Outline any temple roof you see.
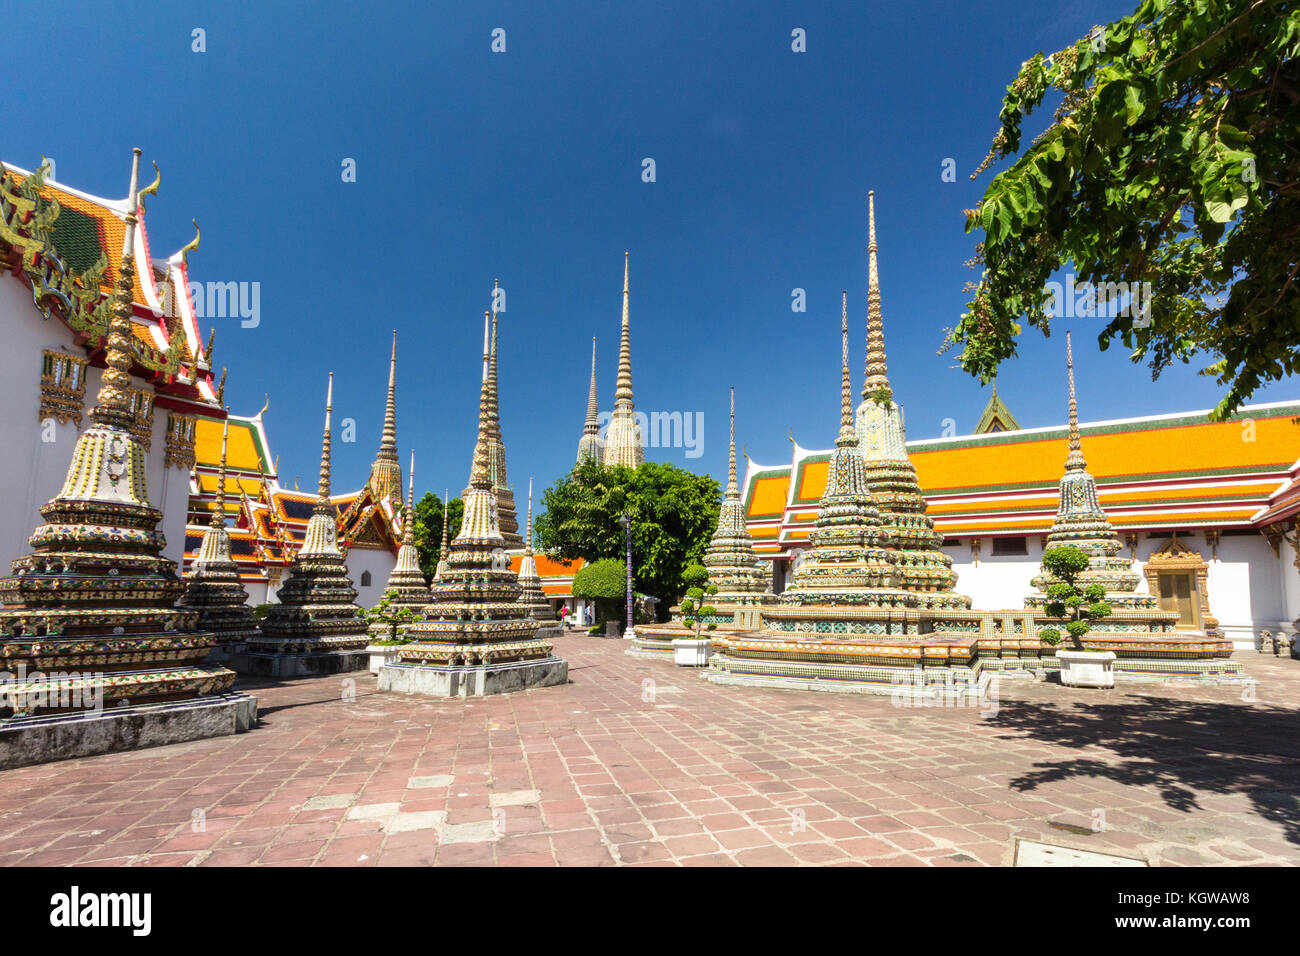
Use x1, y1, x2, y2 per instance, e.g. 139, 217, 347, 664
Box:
1, 160, 215, 402
744, 400, 1300, 549
974, 382, 1022, 434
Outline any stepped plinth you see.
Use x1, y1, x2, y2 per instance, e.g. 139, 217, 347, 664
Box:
0, 150, 255, 767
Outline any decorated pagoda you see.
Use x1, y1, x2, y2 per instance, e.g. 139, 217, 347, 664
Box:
0, 150, 254, 767
379, 325, 567, 697
603, 253, 644, 468
369, 450, 429, 638
179, 412, 261, 657
630, 387, 775, 658
575, 337, 604, 464
481, 284, 522, 547
244, 373, 370, 675
366, 331, 403, 505
433, 489, 451, 583
516, 478, 561, 636
1024, 334, 1237, 678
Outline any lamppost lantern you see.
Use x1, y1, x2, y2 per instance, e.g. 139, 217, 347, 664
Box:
620, 513, 633, 637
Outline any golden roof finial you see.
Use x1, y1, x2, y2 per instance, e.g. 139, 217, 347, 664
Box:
205, 326, 215, 360
216, 367, 227, 404
181, 219, 200, 264
1065, 331, 1086, 471
137, 160, 160, 210
257, 394, 270, 419
317, 372, 334, 508
863, 190, 891, 396
211, 408, 230, 529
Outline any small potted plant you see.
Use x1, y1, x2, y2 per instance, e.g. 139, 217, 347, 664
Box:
365, 589, 418, 674
1037, 545, 1115, 687
673, 564, 718, 666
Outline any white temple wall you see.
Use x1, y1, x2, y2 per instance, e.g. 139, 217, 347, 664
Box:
347, 546, 398, 609
941, 538, 1046, 611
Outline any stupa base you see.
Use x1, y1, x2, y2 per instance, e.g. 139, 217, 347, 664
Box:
230, 647, 369, 677
378, 656, 568, 698
703, 649, 997, 698
534, 624, 564, 640
0, 692, 258, 770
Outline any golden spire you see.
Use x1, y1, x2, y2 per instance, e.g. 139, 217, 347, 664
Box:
524, 476, 534, 556
862, 190, 891, 396
317, 372, 334, 508
436, 487, 450, 578
615, 252, 634, 404
470, 336, 494, 490
367, 330, 402, 501
91, 148, 142, 428
486, 279, 501, 441
1065, 331, 1086, 471
211, 409, 230, 529
480, 310, 491, 384
379, 330, 398, 462
585, 336, 600, 426
402, 449, 415, 548
839, 290, 854, 443
727, 386, 738, 495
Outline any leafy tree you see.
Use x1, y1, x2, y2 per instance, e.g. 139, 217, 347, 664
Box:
537, 460, 721, 613
572, 558, 627, 625
949, 0, 1300, 419
365, 589, 418, 643
413, 492, 463, 580
1037, 546, 1113, 651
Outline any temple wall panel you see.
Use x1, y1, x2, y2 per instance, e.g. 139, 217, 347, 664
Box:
346, 546, 399, 609
941, 538, 1045, 612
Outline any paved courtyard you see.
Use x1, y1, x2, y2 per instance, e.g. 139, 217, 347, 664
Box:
1, 636, 1297, 867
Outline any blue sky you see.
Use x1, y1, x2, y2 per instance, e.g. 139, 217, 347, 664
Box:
13, 0, 1290, 504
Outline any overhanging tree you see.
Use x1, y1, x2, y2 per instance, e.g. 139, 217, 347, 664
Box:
949, 0, 1300, 419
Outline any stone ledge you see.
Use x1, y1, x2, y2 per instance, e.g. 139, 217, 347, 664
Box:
0, 692, 258, 769
378, 656, 569, 698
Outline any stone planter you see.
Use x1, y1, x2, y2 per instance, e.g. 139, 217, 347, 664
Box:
1057, 649, 1116, 688
366, 644, 405, 675
605, 621, 622, 639
672, 637, 713, 666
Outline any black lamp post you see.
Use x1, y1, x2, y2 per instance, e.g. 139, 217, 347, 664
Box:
619, 513, 632, 636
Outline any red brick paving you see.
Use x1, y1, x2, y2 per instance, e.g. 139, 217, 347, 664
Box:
1, 637, 1298, 866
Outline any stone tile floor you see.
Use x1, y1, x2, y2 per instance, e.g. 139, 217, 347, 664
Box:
2, 636, 1297, 867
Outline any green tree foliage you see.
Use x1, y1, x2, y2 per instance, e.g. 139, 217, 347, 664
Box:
1037, 545, 1113, 650
950, 0, 1300, 419
536, 460, 722, 610
412, 492, 463, 580
365, 589, 418, 643
572, 558, 627, 624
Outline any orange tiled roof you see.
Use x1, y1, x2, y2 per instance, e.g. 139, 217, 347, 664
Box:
744, 402, 1300, 549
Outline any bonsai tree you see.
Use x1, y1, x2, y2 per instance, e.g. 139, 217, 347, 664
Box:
1037, 545, 1113, 651
366, 589, 418, 644
680, 584, 718, 639
572, 558, 627, 627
